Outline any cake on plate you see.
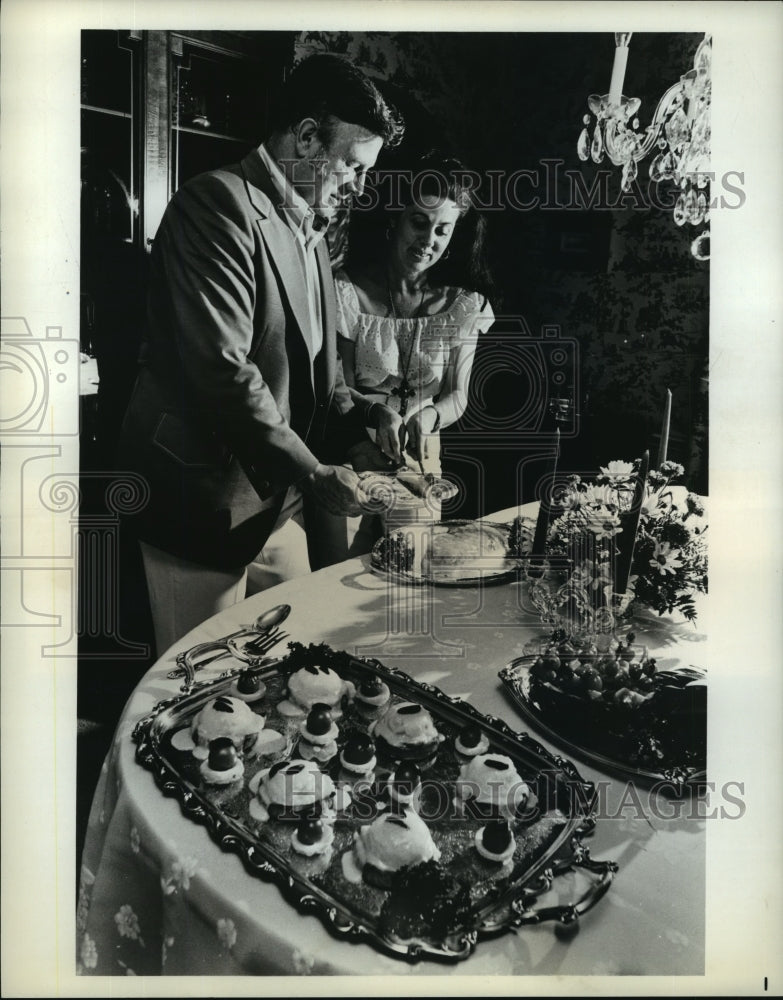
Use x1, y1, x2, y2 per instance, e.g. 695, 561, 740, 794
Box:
374, 520, 515, 582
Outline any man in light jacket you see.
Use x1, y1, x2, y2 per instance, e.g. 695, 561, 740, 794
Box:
118, 54, 403, 654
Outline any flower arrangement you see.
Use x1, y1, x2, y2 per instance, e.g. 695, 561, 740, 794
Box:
544, 459, 708, 623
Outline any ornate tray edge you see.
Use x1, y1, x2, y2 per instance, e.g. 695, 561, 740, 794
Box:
499, 656, 707, 797
132, 648, 617, 962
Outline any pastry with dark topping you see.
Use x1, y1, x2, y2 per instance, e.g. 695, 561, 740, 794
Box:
199, 737, 245, 785
297, 703, 339, 763
290, 814, 334, 857
229, 668, 267, 703
384, 761, 422, 810
454, 724, 490, 758
339, 733, 377, 777
355, 672, 391, 709
474, 819, 515, 863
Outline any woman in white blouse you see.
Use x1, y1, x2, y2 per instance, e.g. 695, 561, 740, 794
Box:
336, 153, 495, 472
315, 153, 496, 562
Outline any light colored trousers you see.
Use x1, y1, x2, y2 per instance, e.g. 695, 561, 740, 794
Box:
140, 498, 309, 658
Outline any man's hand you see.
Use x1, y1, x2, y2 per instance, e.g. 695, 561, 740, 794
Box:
301, 463, 364, 516
346, 438, 397, 473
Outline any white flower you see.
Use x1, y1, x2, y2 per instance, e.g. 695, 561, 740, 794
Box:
114, 904, 142, 942
581, 483, 617, 507
130, 827, 140, 854
598, 460, 634, 482
292, 947, 315, 975
585, 508, 623, 540
80, 934, 98, 969
217, 917, 237, 950
650, 541, 684, 575
640, 493, 662, 518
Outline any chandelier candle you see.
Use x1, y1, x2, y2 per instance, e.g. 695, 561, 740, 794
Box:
614, 449, 649, 597
609, 32, 632, 107
657, 389, 672, 467
529, 428, 560, 573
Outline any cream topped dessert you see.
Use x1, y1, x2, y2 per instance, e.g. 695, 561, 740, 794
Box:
342, 810, 440, 885
456, 753, 530, 818
254, 758, 336, 821
278, 664, 354, 717
191, 695, 264, 750
371, 701, 442, 759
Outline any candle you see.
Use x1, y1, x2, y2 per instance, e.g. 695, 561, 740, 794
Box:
657, 388, 672, 467
609, 33, 632, 107
530, 429, 560, 572
614, 448, 649, 597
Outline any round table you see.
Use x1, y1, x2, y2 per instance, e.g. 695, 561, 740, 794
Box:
77, 507, 707, 977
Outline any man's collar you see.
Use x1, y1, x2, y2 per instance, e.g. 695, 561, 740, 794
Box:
257, 143, 329, 241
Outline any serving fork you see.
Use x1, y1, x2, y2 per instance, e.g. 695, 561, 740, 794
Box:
168, 623, 290, 692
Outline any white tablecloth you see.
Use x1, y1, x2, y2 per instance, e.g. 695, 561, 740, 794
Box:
77, 507, 707, 977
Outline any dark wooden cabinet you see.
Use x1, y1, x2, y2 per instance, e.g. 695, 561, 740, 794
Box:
80, 29, 294, 464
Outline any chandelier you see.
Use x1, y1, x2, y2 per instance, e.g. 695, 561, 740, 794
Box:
577, 33, 712, 261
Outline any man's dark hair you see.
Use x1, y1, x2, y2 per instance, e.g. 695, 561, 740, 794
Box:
270, 53, 404, 149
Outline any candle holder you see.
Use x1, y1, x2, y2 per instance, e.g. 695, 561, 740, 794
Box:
521, 551, 636, 657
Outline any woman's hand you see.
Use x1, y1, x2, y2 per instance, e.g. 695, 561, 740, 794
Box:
404, 406, 439, 464
373, 403, 406, 465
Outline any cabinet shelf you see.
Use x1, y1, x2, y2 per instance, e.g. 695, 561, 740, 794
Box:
172, 124, 246, 142
81, 104, 133, 120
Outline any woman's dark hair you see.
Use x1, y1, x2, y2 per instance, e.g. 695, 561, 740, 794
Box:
270, 54, 404, 149
345, 150, 496, 305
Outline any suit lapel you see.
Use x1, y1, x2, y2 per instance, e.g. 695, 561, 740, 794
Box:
241, 150, 317, 371
314, 240, 336, 401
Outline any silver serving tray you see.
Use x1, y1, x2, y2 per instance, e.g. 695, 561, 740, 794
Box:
499, 655, 707, 796
133, 643, 617, 963
370, 518, 535, 588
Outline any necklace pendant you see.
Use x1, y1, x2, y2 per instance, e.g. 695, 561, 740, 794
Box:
391, 379, 416, 418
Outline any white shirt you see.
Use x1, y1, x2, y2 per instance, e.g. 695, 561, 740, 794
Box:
257, 144, 328, 357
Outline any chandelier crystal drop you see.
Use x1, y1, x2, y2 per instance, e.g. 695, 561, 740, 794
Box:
577, 33, 712, 260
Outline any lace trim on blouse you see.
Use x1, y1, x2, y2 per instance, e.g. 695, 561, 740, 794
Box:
334, 271, 494, 398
